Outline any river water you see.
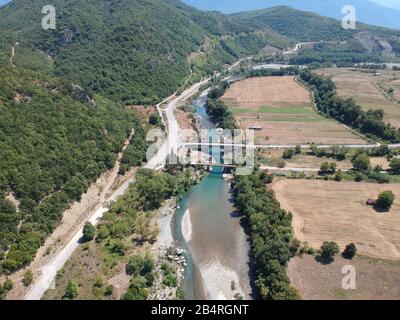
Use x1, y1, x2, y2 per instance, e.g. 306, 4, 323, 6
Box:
172, 91, 253, 300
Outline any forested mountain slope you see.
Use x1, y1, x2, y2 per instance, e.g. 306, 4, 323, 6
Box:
0, 0, 288, 104
0, 0, 286, 274
0, 29, 147, 273
234, 6, 400, 64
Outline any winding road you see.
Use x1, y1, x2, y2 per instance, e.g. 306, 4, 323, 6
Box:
25, 77, 211, 300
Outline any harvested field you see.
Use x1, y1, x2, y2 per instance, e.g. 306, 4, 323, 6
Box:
221, 76, 366, 145
288, 254, 400, 300
315, 68, 400, 128
273, 179, 400, 260
222, 76, 311, 108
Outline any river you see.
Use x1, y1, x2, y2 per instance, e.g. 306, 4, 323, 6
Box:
172, 91, 253, 300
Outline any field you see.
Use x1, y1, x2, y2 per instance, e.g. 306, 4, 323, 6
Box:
221, 76, 366, 145
288, 254, 400, 300
315, 68, 400, 128
273, 179, 400, 261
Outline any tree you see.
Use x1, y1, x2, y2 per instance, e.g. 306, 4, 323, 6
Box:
282, 149, 295, 159
352, 153, 370, 173
330, 162, 337, 173
320, 241, 339, 262
390, 158, 400, 174
96, 225, 110, 241
342, 243, 357, 259
63, 281, 78, 300
82, 222, 96, 242
320, 162, 331, 174
334, 170, 343, 182
377, 190, 395, 210
3, 279, 13, 291
126, 255, 144, 276
22, 270, 33, 287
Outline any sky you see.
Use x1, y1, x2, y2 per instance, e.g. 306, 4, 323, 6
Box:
0, 0, 399, 9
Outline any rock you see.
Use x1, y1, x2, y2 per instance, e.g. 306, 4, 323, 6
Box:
70, 84, 96, 107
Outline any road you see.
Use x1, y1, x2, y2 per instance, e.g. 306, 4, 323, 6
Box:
260, 166, 350, 173
9, 41, 18, 68
25, 77, 210, 300
182, 142, 400, 149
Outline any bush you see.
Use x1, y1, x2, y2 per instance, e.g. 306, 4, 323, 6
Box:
63, 281, 78, 300
104, 285, 114, 296
126, 255, 144, 276
342, 243, 357, 259
22, 270, 33, 287
82, 222, 96, 242
3, 279, 13, 291
320, 241, 339, 262
377, 190, 395, 210
352, 153, 371, 173
390, 158, 400, 174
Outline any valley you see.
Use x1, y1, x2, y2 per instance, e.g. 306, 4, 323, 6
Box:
1, 0, 400, 303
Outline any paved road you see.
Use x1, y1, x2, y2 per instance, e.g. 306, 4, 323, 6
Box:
25, 78, 210, 300
182, 142, 400, 149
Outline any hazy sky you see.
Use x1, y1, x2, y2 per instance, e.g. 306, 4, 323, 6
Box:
0, 0, 399, 9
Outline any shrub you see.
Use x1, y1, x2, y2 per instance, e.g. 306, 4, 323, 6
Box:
320, 241, 339, 262
22, 270, 33, 287
82, 222, 96, 242
377, 190, 395, 210
342, 243, 357, 259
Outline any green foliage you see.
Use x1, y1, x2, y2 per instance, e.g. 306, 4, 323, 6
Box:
82, 222, 96, 242
124, 252, 155, 299
377, 190, 395, 210
161, 262, 178, 288
320, 241, 339, 262
0, 0, 278, 105
342, 243, 357, 260
0, 66, 141, 273
63, 280, 78, 300
232, 172, 300, 300
300, 70, 400, 143
205, 81, 236, 130
22, 269, 33, 287
352, 153, 371, 173
104, 284, 114, 296
389, 158, 400, 174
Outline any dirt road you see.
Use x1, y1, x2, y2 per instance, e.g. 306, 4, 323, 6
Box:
24, 78, 210, 300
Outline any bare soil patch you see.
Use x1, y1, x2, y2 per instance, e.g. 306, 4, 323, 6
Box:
273, 179, 400, 260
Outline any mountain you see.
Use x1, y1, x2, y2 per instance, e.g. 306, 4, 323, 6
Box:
0, 0, 288, 105
1, 0, 400, 275
234, 6, 400, 64
0, 0, 289, 274
184, 0, 400, 30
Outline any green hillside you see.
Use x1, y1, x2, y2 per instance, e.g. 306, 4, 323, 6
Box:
0, 0, 288, 104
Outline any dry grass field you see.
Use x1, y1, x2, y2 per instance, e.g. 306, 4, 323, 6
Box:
222, 76, 311, 108
315, 68, 400, 128
273, 179, 400, 261
288, 254, 400, 300
221, 76, 366, 145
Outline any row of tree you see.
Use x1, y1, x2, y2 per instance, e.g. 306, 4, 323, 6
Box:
205, 81, 236, 130
232, 171, 300, 300
299, 70, 400, 143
